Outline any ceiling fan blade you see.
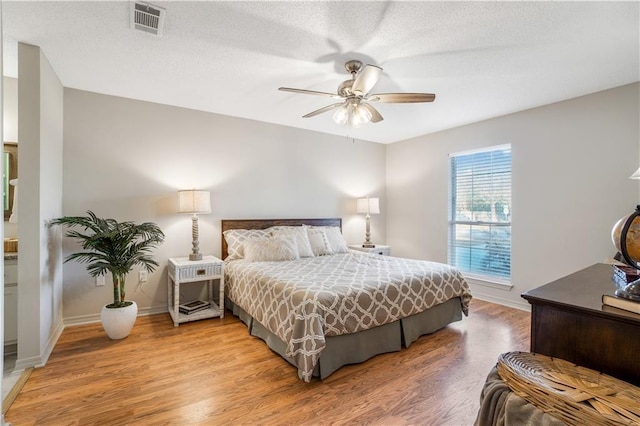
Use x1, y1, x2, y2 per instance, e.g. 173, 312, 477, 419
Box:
351, 64, 382, 96
368, 93, 436, 103
361, 103, 384, 123
302, 103, 344, 118
279, 87, 344, 99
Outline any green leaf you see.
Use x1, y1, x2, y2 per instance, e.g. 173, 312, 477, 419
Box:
51, 211, 165, 306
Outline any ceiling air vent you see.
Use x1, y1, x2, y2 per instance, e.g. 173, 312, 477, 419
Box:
131, 2, 166, 36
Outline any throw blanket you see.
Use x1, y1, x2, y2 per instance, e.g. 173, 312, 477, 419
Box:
474, 367, 566, 426
226, 252, 472, 381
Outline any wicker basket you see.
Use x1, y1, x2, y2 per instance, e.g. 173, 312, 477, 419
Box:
497, 352, 640, 426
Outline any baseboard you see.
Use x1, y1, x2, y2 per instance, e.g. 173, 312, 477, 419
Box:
40, 318, 65, 366
2, 368, 32, 415
137, 305, 169, 317
13, 354, 43, 371
472, 292, 531, 312
64, 304, 168, 326
3, 343, 17, 356
13, 317, 65, 371
63, 312, 100, 327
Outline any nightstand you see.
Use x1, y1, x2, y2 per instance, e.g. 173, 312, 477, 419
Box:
167, 255, 224, 327
349, 245, 391, 256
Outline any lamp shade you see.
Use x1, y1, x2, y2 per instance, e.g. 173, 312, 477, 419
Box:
178, 190, 211, 214
630, 168, 640, 179
356, 197, 380, 215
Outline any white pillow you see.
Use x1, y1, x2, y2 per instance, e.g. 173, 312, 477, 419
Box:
321, 226, 349, 254
222, 229, 270, 260
306, 226, 334, 256
269, 226, 314, 258
244, 237, 299, 262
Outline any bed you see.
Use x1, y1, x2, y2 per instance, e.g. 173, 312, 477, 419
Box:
221, 218, 472, 382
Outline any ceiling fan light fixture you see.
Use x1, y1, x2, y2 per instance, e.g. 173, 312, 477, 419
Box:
332, 102, 372, 127
350, 104, 372, 127
332, 105, 349, 125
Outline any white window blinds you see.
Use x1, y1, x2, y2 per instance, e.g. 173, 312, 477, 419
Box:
448, 145, 511, 282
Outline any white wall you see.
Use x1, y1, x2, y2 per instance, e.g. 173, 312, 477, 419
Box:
62, 89, 387, 322
37, 46, 64, 362
386, 83, 640, 309
16, 43, 64, 369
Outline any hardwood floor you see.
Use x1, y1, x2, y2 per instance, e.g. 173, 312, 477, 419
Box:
6, 299, 529, 425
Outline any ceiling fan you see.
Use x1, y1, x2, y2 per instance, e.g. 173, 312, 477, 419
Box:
279, 60, 436, 126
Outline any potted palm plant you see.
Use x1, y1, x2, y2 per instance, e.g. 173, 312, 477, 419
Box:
51, 211, 165, 339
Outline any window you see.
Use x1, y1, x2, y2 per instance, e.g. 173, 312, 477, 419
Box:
448, 145, 511, 282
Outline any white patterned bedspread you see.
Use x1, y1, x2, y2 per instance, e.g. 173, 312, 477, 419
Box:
225, 252, 472, 381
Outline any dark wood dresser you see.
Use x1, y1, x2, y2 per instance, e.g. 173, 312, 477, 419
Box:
521, 263, 640, 386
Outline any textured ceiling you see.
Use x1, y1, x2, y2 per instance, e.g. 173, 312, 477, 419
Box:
3, 1, 639, 144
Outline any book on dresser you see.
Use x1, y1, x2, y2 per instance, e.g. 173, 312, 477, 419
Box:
602, 293, 640, 315
602, 304, 640, 320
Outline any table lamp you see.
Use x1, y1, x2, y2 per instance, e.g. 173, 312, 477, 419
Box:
178, 189, 211, 261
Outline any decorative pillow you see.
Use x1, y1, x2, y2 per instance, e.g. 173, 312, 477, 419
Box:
269, 226, 314, 258
306, 226, 334, 256
243, 237, 299, 262
222, 228, 270, 260
322, 226, 349, 254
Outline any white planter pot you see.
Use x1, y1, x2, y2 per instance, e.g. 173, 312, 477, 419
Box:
100, 301, 138, 340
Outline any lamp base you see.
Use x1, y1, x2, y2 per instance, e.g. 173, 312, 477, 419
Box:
362, 243, 376, 248
189, 214, 203, 261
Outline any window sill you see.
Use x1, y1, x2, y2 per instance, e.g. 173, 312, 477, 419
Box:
464, 275, 513, 291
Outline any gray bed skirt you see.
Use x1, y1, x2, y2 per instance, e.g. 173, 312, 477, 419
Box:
225, 297, 463, 380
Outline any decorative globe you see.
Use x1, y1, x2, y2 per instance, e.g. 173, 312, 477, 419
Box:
612, 212, 640, 264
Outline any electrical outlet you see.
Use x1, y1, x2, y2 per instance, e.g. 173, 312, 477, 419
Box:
96, 275, 105, 287
139, 270, 148, 282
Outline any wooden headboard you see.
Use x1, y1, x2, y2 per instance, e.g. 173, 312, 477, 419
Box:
221, 218, 342, 260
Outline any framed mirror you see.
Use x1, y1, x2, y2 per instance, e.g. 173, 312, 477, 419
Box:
3, 143, 18, 221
